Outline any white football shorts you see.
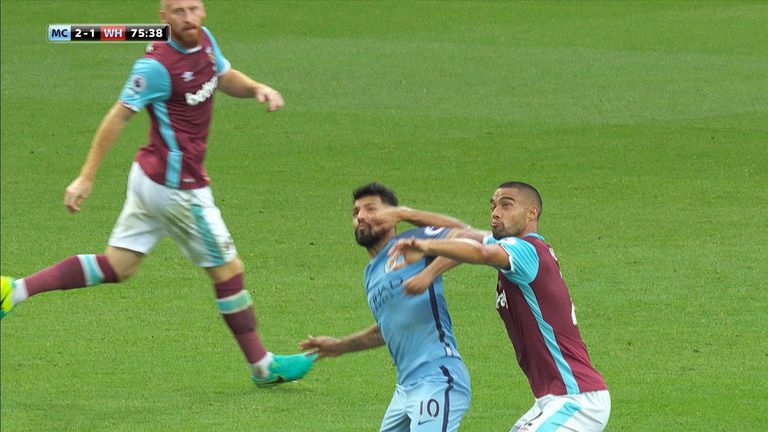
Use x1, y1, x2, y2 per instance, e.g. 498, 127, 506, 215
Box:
108, 162, 237, 267
511, 390, 610, 432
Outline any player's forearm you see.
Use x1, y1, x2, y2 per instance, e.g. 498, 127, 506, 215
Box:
445, 227, 488, 243
394, 207, 469, 229
217, 69, 272, 98
79, 103, 133, 180
341, 324, 385, 353
422, 238, 504, 267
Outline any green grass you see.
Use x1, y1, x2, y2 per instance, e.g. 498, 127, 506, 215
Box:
2, 1, 767, 430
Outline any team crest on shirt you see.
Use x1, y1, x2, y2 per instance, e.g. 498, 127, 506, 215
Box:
206, 46, 217, 72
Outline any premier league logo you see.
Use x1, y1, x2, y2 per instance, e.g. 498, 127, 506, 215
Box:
128, 74, 146, 94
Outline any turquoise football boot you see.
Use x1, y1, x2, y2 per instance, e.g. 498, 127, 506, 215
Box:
251, 353, 317, 386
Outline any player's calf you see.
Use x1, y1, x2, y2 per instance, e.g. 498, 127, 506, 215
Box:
1, 254, 119, 319
214, 273, 316, 385
214, 273, 269, 375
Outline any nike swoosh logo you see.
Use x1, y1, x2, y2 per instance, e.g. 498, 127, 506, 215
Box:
416, 418, 437, 426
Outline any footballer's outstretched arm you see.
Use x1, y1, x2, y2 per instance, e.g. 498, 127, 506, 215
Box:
64, 102, 135, 213
217, 69, 284, 112
299, 324, 385, 361
389, 229, 508, 273
401, 229, 488, 295
371, 206, 472, 231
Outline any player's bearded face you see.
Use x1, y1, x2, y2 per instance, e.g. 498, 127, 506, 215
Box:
162, 0, 205, 47
354, 223, 384, 248
353, 197, 387, 248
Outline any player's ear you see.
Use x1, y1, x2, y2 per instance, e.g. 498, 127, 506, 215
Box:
527, 205, 538, 222
158, 0, 167, 21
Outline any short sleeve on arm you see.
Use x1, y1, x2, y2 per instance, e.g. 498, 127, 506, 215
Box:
483, 235, 539, 284
201, 27, 231, 76
118, 58, 171, 112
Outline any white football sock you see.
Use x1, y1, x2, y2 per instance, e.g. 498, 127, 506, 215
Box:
11, 279, 29, 304
250, 352, 274, 378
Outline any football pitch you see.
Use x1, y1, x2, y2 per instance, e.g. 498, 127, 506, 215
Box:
1, 0, 766, 430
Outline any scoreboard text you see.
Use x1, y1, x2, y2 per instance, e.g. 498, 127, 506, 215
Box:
48, 25, 170, 42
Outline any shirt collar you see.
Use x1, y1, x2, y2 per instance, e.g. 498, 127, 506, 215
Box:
168, 37, 202, 54
523, 232, 544, 241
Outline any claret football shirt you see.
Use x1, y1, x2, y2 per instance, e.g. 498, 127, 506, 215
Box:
484, 233, 607, 398
119, 27, 230, 190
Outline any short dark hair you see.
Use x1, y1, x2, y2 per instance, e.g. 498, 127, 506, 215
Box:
498, 181, 542, 218
353, 182, 399, 206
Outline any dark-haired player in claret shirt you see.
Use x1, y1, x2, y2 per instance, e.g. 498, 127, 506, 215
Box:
386, 182, 610, 432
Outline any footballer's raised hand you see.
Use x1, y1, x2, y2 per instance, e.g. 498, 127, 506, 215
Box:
255, 84, 284, 112
64, 176, 93, 213
386, 237, 427, 272
369, 206, 409, 231
299, 335, 345, 361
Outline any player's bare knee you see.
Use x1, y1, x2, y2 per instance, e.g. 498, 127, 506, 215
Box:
112, 261, 138, 282
207, 257, 244, 283
105, 247, 143, 282
228, 257, 245, 275
114, 267, 136, 282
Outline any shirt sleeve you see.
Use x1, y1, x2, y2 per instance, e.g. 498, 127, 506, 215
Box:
483, 235, 539, 284
201, 27, 231, 76
118, 58, 171, 112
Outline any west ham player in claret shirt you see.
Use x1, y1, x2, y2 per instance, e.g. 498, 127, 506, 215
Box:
386, 182, 611, 432
1, 0, 315, 386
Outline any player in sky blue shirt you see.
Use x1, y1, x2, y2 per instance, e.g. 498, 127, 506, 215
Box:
365, 225, 460, 385
301, 183, 471, 432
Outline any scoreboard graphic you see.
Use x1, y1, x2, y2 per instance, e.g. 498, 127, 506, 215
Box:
48, 24, 170, 42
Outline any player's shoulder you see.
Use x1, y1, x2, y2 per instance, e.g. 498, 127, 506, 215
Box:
489, 235, 538, 254
128, 54, 170, 81
200, 26, 218, 44
519, 233, 549, 250
136, 42, 174, 74
142, 40, 169, 59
